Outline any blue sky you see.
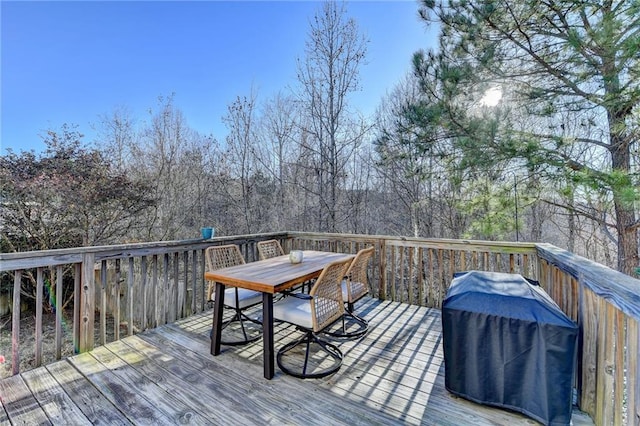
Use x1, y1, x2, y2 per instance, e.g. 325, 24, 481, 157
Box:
1, 1, 438, 154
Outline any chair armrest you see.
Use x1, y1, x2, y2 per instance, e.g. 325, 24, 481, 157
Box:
281, 290, 313, 300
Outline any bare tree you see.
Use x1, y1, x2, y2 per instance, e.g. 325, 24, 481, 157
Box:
296, 1, 368, 232
255, 92, 300, 229
221, 92, 262, 234
97, 95, 219, 241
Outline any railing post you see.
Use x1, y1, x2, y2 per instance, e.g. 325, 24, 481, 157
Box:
80, 252, 96, 353
73, 264, 81, 352
378, 238, 386, 301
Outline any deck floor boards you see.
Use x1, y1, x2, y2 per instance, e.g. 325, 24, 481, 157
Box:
1, 298, 594, 425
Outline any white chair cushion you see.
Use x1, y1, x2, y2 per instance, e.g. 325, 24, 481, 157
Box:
273, 296, 312, 330
223, 288, 262, 309
341, 280, 366, 302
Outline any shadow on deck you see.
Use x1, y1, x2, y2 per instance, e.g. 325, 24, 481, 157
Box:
0, 298, 593, 425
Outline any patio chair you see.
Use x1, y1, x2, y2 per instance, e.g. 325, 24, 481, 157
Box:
205, 244, 262, 345
272, 258, 352, 379
324, 246, 374, 339
257, 239, 284, 260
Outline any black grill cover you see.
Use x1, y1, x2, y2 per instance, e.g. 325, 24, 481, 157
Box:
442, 271, 578, 426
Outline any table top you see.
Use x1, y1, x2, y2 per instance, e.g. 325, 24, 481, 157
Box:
204, 250, 355, 294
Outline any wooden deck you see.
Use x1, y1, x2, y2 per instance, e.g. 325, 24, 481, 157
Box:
1, 298, 593, 425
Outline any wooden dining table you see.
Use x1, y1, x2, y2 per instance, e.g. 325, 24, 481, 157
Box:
205, 250, 355, 380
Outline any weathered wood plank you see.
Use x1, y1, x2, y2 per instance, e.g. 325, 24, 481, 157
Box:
0, 297, 594, 426
614, 309, 625, 426
35, 268, 44, 368
178, 301, 586, 426
536, 242, 640, 319
45, 360, 133, 425
68, 351, 181, 425
118, 336, 328, 425
104, 338, 253, 425
0, 373, 52, 425
629, 317, 639, 426
418, 247, 424, 305
0, 397, 9, 425
80, 252, 95, 353
150, 322, 401, 425
21, 365, 91, 424
115, 258, 121, 341
127, 257, 134, 336
580, 286, 598, 415
55, 265, 63, 359
11, 271, 21, 376
600, 302, 615, 424
87, 344, 211, 425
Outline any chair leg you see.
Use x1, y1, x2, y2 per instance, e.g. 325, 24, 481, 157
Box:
323, 311, 368, 339
210, 307, 262, 346
302, 334, 312, 376
277, 330, 342, 379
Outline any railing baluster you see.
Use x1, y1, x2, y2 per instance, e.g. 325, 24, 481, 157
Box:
428, 248, 435, 308
448, 249, 455, 281
35, 267, 44, 367
418, 247, 424, 306
100, 260, 107, 346
378, 240, 386, 301
580, 285, 597, 415
614, 310, 625, 425
127, 258, 134, 336
152, 255, 159, 328
73, 264, 81, 352
1, 231, 638, 423
55, 265, 63, 359
191, 250, 197, 315
80, 252, 95, 353
163, 253, 169, 325
115, 259, 121, 342
173, 252, 179, 323
141, 256, 147, 331
437, 249, 444, 309
12, 270, 21, 375
399, 246, 405, 302
390, 246, 396, 302
200, 249, 206, 312
628, 317, 639, 426
408, 247, 414, 305
182, 251, 189, 318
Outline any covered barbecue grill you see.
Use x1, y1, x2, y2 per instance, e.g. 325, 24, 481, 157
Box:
442, 271, 578, 426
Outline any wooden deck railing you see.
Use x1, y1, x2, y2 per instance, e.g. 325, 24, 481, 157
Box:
2, 231, 639, 425
0, 233, 290, 376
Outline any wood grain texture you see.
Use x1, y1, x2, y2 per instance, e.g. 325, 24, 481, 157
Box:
3, 232, 634, 423
0, 373, 52, 425
0, 297, 594, 426
46, 360, 133, 425
69, 351, 181, 425
204, 250, 355, 293
21, 366, 90, 424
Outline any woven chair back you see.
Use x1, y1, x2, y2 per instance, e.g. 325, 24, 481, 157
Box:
257, 240, 284, 260
205, 244, 246, 271
309, 258, 352, 333
345, 247, 374, 303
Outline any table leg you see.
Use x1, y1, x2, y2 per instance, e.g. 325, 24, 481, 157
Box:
263, 293, 274, 379
210, 282, 225, 356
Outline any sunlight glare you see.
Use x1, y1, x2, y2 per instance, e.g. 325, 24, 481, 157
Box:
479, 87, 502, 107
